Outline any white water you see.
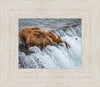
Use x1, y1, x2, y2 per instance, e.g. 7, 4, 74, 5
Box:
19, 24, 81, 69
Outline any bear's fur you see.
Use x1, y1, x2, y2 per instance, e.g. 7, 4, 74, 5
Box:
30, 27, 63, 45
27, 30, 53, 50
19, 28, 32, 43
30, 27, 41, 31
19, 27, 53, 50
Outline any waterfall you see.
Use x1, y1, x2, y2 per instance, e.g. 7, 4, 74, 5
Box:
19, 25, 81, 69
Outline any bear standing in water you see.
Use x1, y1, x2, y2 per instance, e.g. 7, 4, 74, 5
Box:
27, 30, 53, 50
19, 27, 53, 50
30, 27, 63, 45
19, 27, 68, 50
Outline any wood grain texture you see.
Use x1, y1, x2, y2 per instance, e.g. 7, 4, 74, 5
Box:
0, 0, 100, 87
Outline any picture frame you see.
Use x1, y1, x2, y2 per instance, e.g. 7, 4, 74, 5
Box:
0, 0, 100, 87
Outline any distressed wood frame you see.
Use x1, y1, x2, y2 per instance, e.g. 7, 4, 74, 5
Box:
0, 0, 100, 87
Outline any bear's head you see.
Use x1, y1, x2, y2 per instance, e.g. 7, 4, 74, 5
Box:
46, 31, 63, 44
56, 37, 63, 43
53, 36, 63, 44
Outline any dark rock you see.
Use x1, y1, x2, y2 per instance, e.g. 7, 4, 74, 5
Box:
19, 43, 35, 55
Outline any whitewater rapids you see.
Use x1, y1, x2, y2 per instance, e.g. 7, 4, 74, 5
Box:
19, 24, 81, 69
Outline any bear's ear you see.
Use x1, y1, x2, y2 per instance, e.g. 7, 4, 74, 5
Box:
48, 31, 52, 36
30, 27, 35, 30
48, 31, 51, 32
35, 27, 41, 30
55, 35, 58, 39
31, 27, 40, 30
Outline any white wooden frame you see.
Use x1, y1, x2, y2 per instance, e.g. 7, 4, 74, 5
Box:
0, 0, 100, 87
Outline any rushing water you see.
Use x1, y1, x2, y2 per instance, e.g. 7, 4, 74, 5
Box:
19, 19, 81, 68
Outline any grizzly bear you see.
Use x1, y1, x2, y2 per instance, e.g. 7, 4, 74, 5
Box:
27, 30, 53, 50
19, 27, 65, 50
19, 28, 32, 44
19, 28, 53, 50
30, 27, 69, 49
30, 27, 63, 45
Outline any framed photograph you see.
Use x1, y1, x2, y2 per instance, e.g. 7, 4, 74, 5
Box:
0, 0, 100, 87
19, 18, 82, 69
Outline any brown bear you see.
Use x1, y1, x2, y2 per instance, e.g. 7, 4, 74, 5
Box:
19, 28, 53, 50
30, 27, 69, 50
19, 27, 65, 50
19, 27, 32, 44
19, 27, 43, 44
30, 27, 63, 45
27, 30, 53, 50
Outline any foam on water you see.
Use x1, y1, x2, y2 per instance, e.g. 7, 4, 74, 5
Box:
19, 22, 81, 68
